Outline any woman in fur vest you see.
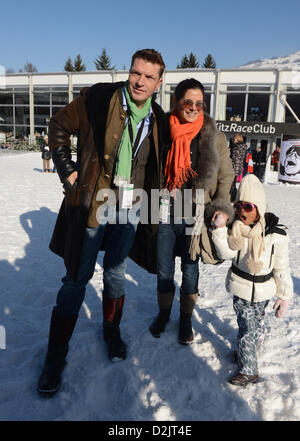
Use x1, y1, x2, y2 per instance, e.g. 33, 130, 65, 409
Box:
210, 174, 293, 386
149, 78, 234, 344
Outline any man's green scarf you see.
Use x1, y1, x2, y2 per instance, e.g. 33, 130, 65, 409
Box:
113, 82, 152, 186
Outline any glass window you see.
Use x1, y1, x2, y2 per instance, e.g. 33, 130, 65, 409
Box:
227, 85, 246, 91
205, 93, 211, 115
52, 107, 63, 116
15, 126, 30, 137
34, 92, 50, 105
34, 107, 50, 125
247, 94, 270, 121
225, 94, 245, 121
0, 107, 13, 124
248, 86, 270, 91
0, 125, 13, 136
72, 91, 80, 99
15, 92, 29, 105
0, 92, 13, 105
52, 93, 69, 105
15, 107, 30, 125
285, 94, 300, 123
34, 127, 47, 136
73, 87, 83, 99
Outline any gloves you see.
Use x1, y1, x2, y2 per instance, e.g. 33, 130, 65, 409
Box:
273, 299, 290, 318
211, 211, 229, 229
52, 145, 77, 183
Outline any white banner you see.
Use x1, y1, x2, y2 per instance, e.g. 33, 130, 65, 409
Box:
279, 138, 300, 184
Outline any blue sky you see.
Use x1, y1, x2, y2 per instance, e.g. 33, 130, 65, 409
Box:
2, 0, 300, 73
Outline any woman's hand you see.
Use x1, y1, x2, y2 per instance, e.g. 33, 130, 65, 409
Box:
273, 299, 290, 318
211, 211, 229, 229
67, 171, 78, 186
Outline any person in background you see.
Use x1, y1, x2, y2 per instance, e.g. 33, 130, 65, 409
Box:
253, 145, 265, 182
242, 148, 254, 177
272, 146, 280, 172
41, 135, 51, 173
229, 134, 248, 201
210, 174, 293, 386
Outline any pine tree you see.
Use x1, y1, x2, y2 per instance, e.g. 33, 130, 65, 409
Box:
177, 54, 189, 69
202, 54, 216, 68
64, 57, 75, 72
74, 54, 86, 72
177, 52, 199, 69
94, 48, 115, 70
187, 52, 200, 68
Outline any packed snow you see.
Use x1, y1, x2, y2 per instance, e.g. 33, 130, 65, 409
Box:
0, 151, 299, 421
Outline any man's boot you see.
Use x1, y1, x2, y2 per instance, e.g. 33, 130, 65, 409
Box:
178, 290, 198, 345
149, 290, 174, 338
102, 295, 126, 361
38, 308, 78, 395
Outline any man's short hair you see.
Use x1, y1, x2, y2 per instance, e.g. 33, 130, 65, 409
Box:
130, 49, 165, 78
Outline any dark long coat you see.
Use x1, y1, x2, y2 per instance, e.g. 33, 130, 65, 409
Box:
48, 82, 166, 281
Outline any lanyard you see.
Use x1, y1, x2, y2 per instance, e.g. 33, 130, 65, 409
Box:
127, 117, 146, 159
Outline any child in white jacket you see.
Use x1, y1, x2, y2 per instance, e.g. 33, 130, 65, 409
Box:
210, 174, 293, 386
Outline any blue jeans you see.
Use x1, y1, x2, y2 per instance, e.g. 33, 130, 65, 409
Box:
157, 218, 199, 294
55, 208, 139, 316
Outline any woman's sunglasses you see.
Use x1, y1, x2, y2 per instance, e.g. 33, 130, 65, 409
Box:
181, 99, 204, 111
234, 201, 256, 213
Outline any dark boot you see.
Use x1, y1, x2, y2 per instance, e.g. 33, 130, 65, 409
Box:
38, 308, 78, 395
178, 291, 198, 345
102, 295, 126, 361
149, 290, 174, 338
229, 373, 259, 387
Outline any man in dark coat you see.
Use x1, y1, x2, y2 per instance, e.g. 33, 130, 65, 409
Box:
38, 49, 166, 395
253, 145, 266, 182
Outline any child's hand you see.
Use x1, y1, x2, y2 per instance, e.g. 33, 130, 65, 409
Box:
211, 211, 229, 229
273, 299, 290, 318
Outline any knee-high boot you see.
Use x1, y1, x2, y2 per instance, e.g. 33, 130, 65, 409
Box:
38, 308, 78, 394
149, 289, 175, 338
179, 290, 198, 345
102, 295, 126, 361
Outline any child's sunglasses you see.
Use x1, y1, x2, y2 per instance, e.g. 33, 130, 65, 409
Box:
233, 201, 256, 213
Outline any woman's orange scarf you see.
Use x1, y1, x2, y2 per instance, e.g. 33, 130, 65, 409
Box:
164, 110, 204, 191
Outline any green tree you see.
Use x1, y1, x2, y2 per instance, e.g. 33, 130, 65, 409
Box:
64, 56, 75, 72
202, 54, 216, 68
177, 54, 189, 69
94, 48, 115, 70
177, 52, 200, 69
74, 54, 86, 72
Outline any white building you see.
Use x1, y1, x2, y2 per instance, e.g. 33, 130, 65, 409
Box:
1, 68, 300, 159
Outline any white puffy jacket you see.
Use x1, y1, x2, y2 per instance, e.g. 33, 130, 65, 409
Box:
211, 213, 294, 303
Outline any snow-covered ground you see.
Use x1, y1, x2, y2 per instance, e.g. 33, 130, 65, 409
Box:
0, 152, 299, 421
